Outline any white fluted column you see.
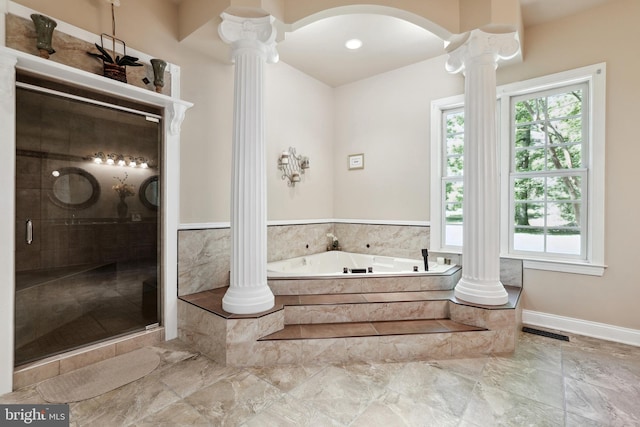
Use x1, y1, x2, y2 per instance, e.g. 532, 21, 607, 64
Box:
219, 13, 278, 314
446, 30, 520, 305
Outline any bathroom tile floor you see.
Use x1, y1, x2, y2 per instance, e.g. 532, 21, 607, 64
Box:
2, 329, 639, 426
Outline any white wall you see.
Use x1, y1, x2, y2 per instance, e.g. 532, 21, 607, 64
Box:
496, 0, 640, 331
177, 51, 335, 223
266, 61, 335, 221
333, 55, 463, 221
178, 56, 234, 223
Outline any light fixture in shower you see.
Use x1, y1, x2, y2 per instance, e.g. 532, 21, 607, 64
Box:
278, 147, 309, 187
91, 152, 151, 168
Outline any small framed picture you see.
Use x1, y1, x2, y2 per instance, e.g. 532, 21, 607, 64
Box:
348, 153, 364, 170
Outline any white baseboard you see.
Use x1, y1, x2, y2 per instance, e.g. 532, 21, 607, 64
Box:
522, 310, 640, 347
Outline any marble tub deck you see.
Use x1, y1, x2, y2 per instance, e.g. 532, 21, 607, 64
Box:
2, 331, 639, 426
178, 285, 522, 320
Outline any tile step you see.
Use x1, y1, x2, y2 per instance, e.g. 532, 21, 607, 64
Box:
284, 299, 449, 325
179, 287, 457, 319
279, 290, 453, 306
259, 318, 485, 341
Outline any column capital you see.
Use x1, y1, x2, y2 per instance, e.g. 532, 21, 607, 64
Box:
219, 13, 279, 64
445, 29, 520, 74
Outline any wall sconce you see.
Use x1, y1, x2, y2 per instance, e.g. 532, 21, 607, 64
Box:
91, 152, 151, 168
278, 147, 309, 187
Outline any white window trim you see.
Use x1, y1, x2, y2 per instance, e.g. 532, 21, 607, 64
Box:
431, 63, 606, 276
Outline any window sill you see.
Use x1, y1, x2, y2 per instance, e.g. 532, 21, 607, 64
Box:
522, 259, 606, 276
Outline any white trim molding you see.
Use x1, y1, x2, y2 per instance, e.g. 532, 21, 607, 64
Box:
523, 259, 605, 276
523, 310, 640, 347
333, 219, 429, 226
179, 222, 231, 230
178, 218, 431, 230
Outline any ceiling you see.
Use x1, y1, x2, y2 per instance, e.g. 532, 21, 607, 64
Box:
182, 0, 615, 87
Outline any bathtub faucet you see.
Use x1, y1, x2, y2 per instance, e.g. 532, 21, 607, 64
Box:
421, 249, 429, 272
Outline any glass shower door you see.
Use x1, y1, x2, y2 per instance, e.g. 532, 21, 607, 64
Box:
14, 79, 161, 366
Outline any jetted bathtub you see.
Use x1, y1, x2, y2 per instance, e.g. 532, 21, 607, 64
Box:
266, 250, 455, 279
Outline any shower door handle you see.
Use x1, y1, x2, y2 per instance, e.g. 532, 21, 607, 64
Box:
25, 219, 33, 245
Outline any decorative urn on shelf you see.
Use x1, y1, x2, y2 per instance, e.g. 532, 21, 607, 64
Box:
30, 14, 57, 59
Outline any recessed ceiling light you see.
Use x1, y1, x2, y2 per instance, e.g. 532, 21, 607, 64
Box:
345, 39, 363, 50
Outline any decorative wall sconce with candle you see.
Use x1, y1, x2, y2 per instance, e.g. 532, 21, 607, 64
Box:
278, 147, 309, 187
90, 152, 152, 168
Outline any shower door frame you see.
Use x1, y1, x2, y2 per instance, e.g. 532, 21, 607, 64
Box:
0, 46, 191, 393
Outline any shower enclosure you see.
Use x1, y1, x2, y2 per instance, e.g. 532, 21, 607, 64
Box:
14, 74, 162, 366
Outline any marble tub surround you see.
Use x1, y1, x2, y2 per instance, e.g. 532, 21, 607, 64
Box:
177, 223, 332, 295
333, 223, 429, 260
178, 299, 285, 366
268, 266, 462, 295
178, 279, 521, 366
177, 223, 523, 295
430, 252, 523, 288
177, 222, 426, 296
4, 332, 637, 426
497, 257, 524, 287
178, 228, 231, 296
267, 223, 334, 262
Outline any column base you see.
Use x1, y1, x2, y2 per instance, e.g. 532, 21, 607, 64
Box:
454, 277, 508, 306
222, 284, 275, 314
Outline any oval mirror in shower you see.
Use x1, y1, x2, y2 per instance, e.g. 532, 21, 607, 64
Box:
139, 175, 159, 210
48, 167, 100, 210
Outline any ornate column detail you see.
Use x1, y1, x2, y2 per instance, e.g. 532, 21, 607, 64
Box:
168, 101, 188, 136
218, 13, 277, 314
446, 29, 520, 305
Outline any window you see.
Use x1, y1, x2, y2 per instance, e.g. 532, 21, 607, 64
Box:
510, 84, 588, 258
431, 64, 605, 275
443, 107, 464, 248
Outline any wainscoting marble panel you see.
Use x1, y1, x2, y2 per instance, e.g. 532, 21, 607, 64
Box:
177, 223, 520, 298
178, 228, 230, 296
267, 223, 334, 262
500, 258, 523, 287
333, 223, 429, 260
177, 300, 227, 364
